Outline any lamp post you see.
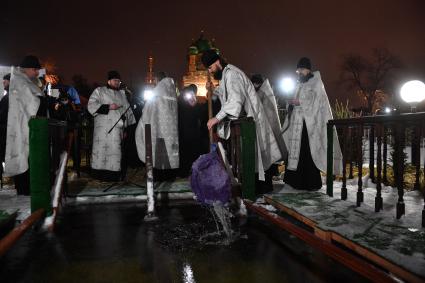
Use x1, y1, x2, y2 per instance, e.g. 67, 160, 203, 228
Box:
400, 80, 425, 113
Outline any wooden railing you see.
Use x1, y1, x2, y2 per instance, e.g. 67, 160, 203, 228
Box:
220, 117, 256, 201
326, 112, 425, 227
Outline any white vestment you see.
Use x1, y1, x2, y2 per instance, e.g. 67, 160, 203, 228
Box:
256, 79, 288, 160
87, 86, 136, 172
215, 64, 282, 179
135, 78, 179, 169
282, 71, 342, 175
4, 67, 42, 177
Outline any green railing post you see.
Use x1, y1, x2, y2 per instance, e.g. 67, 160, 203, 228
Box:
240, 119, 256, 201
29, 117, 51, 215
326, 123, 334, 197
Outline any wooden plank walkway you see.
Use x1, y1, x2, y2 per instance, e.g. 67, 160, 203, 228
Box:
263, 190, 425, 283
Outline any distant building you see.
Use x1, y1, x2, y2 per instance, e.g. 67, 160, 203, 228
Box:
182, 32, 219, 97
145, 55, 156, 87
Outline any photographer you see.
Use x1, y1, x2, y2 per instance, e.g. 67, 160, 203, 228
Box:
52, 89, 80, 162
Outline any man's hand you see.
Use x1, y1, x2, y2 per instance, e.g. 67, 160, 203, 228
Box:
288, 99, 300, 106
206, 81, 215, 92
207, 117, 220, 130
109, 103, 121, 110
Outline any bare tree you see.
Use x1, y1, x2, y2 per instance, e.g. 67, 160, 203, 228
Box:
340, 48, 402, 114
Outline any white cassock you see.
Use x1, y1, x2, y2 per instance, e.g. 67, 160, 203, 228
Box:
214, 64, 282, 180
256, 79, 288, 160
4, 67, 42, 177
135, 78, 179, 169
282, 71, 342, 175
87, 86, 136, 172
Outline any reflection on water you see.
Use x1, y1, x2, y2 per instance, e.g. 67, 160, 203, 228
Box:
0, 202, 368, 283
183, 263, 196, 283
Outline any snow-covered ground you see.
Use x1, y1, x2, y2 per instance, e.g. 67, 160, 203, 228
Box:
268, 176, 425, 279
273, 174, 424, 223
0, 186, 31, 222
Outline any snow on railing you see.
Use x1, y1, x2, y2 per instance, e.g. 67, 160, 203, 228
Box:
43, 151, 68, 231
327, 112, 425, 227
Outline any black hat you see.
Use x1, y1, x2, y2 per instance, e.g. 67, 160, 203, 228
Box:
201, 49, 220, 68
250, 74, 264, 85
20, 55, 42, 69
157, 71, 168, 81
296, 57, 312, 70
107, 70, 121, 80
3, 73, 10, 81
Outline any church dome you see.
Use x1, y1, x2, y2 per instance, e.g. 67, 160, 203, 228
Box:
193, 32, 212, 53
188, 45, 199, 55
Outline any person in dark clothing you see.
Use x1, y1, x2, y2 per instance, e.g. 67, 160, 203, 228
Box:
283, 120, 322, 190
0, 74, 10, 170
178, 84, 203, 177
52, 89, 79, 161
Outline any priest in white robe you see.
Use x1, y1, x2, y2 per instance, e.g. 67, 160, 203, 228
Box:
251, 74, 288, 193
282, 57, 342, 190
4, 56, 44, 195
87, 71, 136, 181
135, 74, 179, 181
201, 50, 283, 187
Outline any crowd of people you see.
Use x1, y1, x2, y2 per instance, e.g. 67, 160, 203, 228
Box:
0, 51, 341, 197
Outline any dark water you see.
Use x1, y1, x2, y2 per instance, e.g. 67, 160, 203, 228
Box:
0, 202, 369, 283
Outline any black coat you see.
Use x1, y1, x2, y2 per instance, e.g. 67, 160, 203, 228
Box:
0, 94, 8, 161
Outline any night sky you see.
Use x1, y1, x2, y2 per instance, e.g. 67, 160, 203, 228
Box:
1, 0, 424, 105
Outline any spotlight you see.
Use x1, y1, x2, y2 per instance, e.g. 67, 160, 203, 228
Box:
279, 77, 296, 94
143, 89, 155, 101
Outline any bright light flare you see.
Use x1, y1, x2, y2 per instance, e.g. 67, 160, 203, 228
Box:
184, 91, 195, 101
279, 77, 296, 94
143, 90, 155, 101
400, 80, 425, 104
384, 107, 391, 113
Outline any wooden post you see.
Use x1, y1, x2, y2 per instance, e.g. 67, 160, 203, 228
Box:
423, 123, 425, 227
326, 123, 334, 197
341, 126, 348, 200
357, 124, 364, 207
207, 74, 214, 146
144, 124, 157, 221
412, 124, 421, 191
29, 118, 51, 215
394, 123, 405, 219
375, 124, 383, 212
369, 126, 375, 183
383, 126, 388, 184
240, 119, 256, 201
349, 127, 354, 179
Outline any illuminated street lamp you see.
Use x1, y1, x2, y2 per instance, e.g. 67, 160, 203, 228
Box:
400, 80, 425, 113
